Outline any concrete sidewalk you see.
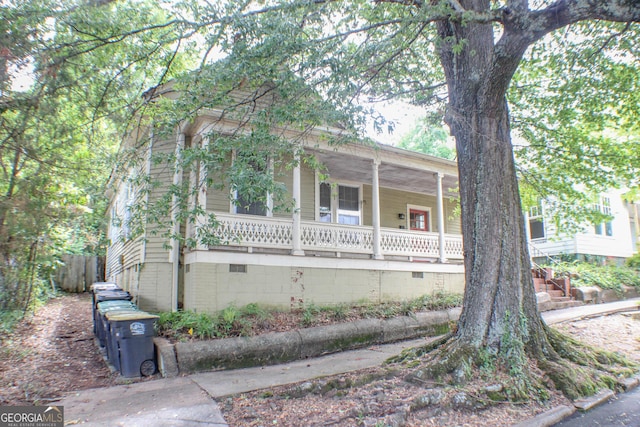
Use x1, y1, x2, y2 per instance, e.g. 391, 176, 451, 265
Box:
59, 298, 640, 426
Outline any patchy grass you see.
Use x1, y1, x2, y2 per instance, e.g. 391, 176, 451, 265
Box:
155, 292, 462, 342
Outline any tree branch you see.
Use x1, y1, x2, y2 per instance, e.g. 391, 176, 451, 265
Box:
522, 0, 640, 43
487, 0, 640, 112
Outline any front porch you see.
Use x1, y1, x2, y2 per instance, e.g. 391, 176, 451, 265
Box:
205, 213, 464, 261
174, 121, 466, 312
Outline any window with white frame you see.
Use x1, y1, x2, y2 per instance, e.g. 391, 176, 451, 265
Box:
122, 181, 134, 239
319, 182, 332, 222
528, 204, 545, 240
317, 182, 361, 225
337, 185, 360, 225
594, 196, 613, 236
110, 205, 120, 242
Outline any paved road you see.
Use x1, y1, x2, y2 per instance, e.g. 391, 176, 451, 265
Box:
554, 386, 640, 426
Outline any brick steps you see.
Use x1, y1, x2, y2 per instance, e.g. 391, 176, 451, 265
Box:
532, 267, 581, 309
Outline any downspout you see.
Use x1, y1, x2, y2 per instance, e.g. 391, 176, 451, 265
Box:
170, 125, 186, 312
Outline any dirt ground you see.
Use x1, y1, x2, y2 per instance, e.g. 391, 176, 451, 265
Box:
0, 293, 118, 406
0, 293, 639, 427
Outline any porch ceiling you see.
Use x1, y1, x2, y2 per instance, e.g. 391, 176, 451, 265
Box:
311, 150, 459, 198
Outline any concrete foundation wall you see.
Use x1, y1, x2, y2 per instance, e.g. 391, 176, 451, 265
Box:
136, 262, 174, 312
183, 261, 465, 314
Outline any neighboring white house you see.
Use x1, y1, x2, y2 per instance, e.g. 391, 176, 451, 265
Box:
105, 84, 466, 314
526, 188, 639, 264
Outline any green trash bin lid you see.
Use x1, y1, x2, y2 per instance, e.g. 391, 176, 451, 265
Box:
97, 300, 138, 313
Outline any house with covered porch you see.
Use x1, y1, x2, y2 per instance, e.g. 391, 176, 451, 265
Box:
106, 89, 465, 314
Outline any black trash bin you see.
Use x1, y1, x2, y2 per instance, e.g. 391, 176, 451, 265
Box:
90, 282, 120, 335
96, 300, 138, 366
93, 290, 133, 347
106, 311, 159, 378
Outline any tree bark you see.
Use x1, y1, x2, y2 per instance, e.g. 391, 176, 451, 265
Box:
436, 1, 549, 356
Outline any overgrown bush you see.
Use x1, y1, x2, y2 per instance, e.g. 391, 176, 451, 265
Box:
551, 261, 640, 291
626, 252, 640, 270
0, 309, 24, 339
156, 302, 271, 340
156, 292, 463, 342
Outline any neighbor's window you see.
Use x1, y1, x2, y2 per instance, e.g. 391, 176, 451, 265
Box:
594, 196, 613, 236
528, 204, 545, 240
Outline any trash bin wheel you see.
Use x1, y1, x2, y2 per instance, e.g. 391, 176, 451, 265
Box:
140, 359, 156, 376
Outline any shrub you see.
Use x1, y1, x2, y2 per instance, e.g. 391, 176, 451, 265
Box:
551, 261, 640, 291
626, 252, 640, 270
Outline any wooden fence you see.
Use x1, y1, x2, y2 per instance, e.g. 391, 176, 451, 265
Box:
55, 255, 105, 293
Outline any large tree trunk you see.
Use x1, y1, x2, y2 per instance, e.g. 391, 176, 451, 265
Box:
399, 0, 640, 400
436, 1, 549, 358
451, 101, 548, 354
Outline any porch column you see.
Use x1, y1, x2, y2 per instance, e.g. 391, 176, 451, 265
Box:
435, 172, 447, 263
266, 158, 274, 217
291, 153, 305, 256
196, 135, 210, 250
170, 125, 186, 312
372, 159, 383, 260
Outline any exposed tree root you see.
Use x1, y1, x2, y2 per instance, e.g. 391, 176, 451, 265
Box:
387, 326, 639, 406
542, 326, 637, 400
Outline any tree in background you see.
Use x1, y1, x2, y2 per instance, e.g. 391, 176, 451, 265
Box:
397, 120, 455, 160
511, 29, 640, 230
0, 0, 187, 315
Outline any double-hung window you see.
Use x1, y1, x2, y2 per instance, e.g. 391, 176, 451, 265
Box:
337, 185, 360, 225
234, 151, 268, 216
318, 182, 361, 225
594, 196, 613, 236
319, 182, 332, 222
528, 204, 545, 240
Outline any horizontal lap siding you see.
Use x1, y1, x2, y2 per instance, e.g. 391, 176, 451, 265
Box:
273, 163, 293, 218
445, 199, 461, 234
206, 151, 232, 213
143, 136, 175, 263
576, 234, 634, 258
363, 186, 461, 233
273, 161, 315, 220
206, 156, 316, 221
301, 164, 315, 221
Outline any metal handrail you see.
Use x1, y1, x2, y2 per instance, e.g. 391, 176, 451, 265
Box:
529, 243, 568, 297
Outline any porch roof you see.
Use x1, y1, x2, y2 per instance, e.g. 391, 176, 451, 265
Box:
190, 109, 460, 198
308, 143, 459, 198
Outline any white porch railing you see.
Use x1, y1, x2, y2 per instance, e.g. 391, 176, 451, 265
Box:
213, 214, 293, 247
210, 213, 464, 260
